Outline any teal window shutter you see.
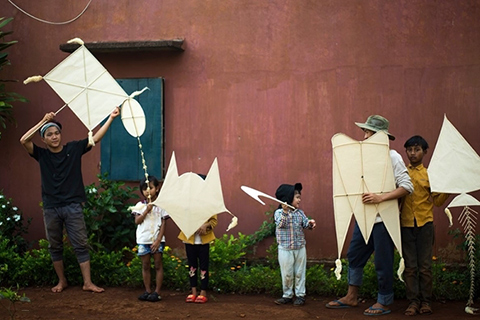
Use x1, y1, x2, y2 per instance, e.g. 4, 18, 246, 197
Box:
101, 78, 164, 181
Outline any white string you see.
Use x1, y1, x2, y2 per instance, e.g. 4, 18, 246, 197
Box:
8, 0, 93, 25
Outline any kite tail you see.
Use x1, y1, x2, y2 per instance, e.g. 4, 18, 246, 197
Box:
465, 306, 479, 315
23, 75, 43, 84
129, 87, 150, 98
67, 37, 85, 45
88, 130, 95, 146
226, 214, 238, 232
445, 208, 453, 227
334, 258, 342, 280
397, 257, 405, 282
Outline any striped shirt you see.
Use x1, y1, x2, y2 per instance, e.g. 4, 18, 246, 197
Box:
274, 208, 310, 250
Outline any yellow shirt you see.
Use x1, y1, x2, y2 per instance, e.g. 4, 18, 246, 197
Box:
178, 215, 218, 244
401, 164, 449, 227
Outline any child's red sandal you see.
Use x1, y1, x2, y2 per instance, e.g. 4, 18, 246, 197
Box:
185, 294, 196, 303
195, 295, 208, 303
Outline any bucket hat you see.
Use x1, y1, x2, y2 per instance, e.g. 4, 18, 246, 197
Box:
355, 115, 395, 140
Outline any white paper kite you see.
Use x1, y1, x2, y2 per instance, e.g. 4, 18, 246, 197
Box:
241, 186, 296, 210
152, 152, 238, 239
428, 115, 480, 312
428, 115, 480, 194
24, 38, 148, 144
332, 131, 403, 280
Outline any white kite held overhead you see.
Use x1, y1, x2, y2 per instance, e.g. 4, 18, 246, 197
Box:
241, 186, 295, 210
152, 152, 238, 239
23, 38, 149, 145
332, 131, 404, 281
428, 115, 480, 312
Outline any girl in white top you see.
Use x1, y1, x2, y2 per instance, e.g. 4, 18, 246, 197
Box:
132, 176, 169, 302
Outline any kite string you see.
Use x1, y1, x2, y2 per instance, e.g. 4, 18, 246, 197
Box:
8, 0, 93, 25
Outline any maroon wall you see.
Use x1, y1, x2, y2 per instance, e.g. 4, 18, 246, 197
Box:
1, 0, 479, 260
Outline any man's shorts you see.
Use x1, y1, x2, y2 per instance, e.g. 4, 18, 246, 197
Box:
137, 242, 166, 256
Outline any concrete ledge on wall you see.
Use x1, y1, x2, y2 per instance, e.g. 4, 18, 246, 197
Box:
59, 39, 185, 53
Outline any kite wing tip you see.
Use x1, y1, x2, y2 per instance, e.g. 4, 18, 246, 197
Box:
334, 259, 342, 280
226, 216, 238, 232
240, 186, 266, 205
67, 37, 84, 45
397, 257, 405, 282
23, 75, 43, 85
444, 208, 453, 227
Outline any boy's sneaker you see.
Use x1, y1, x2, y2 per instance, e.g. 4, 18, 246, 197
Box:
275, 297, 293, 305
138, 291, 150, 301
147, 292, 162, 302
294, 296, 306, 306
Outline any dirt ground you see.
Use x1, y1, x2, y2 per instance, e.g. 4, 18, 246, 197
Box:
3, 286, 478, 320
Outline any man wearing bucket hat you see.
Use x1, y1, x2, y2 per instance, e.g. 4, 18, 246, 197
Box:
326, 115, 413, 316
355, 115, 396, 141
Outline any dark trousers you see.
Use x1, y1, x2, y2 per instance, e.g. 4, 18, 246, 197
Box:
43, 203, 90, 263
401, 221, 434, 304
185, 243, 210, 291
347, 222, 395, 306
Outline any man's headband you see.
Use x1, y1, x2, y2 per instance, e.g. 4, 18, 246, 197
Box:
40, 122, 61, 137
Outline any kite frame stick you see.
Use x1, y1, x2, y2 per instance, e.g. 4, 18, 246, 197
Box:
241, 185, 295, 210
23, 104, 68, 141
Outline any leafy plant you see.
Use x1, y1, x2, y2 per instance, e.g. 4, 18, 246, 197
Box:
83, 173, 139, 252
0, 190, 31, 254
161, 246, 189, 291
0, 17, 28, 139
210, 233, 248, 270
0, 286, 30, 320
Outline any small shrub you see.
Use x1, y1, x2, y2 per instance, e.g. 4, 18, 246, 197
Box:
0, 286, 30, 320
161, 246, 189, 291
83, 173, 139, 252
0, 190, 31, 254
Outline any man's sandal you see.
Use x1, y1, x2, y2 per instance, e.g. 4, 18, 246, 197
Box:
195, 295, 208, 303
185, 294, 196, 303
405, 302, 420, 316
420, 302, 433, 315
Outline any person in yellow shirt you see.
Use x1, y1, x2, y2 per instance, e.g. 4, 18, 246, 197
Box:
178, 174, 217, 304
401, 136, 449, 316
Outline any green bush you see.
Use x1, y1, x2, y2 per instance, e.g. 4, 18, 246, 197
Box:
161, 246, 189, 291
0, 17, 29, 140
0, 199, 476, 302
0, 190, 31, 254
83, 173, 139, 252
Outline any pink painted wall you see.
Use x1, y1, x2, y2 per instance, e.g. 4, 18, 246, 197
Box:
1, 0, 480, 260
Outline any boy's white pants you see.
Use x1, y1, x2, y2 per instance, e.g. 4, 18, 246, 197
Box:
278, 246, 307, 298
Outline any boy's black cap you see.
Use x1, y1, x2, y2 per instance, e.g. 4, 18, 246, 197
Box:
275, 183, 302, 205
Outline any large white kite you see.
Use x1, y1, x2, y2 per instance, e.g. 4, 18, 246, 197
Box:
428, 115, 480, 314
152, 152, 238, 239
24, 38, 148, 145
332, 131, 404, 280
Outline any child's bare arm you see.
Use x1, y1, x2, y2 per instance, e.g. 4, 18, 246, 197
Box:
134, 204, 153, 225
151, 218, 166, 252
